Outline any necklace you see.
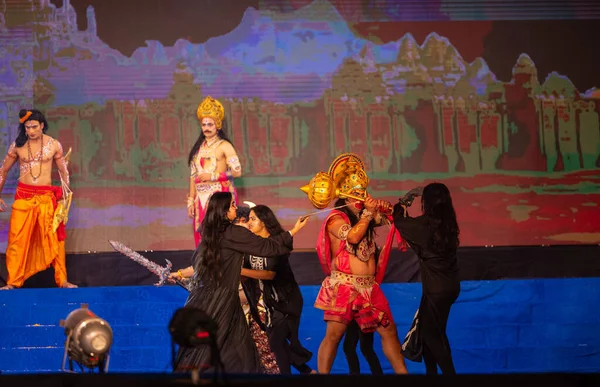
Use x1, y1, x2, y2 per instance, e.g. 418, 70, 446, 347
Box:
27, 135, 44, 182
203, 137, 220, 148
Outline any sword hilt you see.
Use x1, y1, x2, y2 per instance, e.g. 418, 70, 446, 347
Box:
155, 259, 173, 286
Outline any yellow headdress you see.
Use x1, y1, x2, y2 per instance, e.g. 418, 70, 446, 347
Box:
196, 96, 225, 129
300, 153, 370, 209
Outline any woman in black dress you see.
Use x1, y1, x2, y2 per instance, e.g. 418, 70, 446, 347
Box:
173, 192, 308, 374
242, 205, 315, 375
393, 183, 460, 375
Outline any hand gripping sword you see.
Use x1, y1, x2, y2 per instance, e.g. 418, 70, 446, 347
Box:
108, 240, 189, 290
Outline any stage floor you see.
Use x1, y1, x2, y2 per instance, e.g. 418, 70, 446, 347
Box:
0, 278, 599, 375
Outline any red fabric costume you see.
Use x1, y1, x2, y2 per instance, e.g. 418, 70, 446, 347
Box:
314, 209, 403, 333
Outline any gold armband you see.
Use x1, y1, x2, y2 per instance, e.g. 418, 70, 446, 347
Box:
337, 223, 351, 240
226, 156, 242, 173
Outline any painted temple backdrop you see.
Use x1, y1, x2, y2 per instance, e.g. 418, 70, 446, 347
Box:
0, 0, 598, 252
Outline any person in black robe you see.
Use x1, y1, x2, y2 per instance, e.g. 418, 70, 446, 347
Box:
393, 183, 460, 375
172, 192, 308, 374
241, 205, 314, 375
234, 205, 280, 374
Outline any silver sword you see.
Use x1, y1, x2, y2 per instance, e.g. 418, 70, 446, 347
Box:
108, 240, 188, 290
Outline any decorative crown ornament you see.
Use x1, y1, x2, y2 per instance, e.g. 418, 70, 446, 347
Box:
196, 96, 225, 129
300, 153, 370, 209
328, 153, 369, 200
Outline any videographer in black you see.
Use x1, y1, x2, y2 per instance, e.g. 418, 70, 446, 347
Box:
393, 183, 460, 375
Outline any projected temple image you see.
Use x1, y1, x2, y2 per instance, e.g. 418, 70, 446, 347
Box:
0, 0, 598, 382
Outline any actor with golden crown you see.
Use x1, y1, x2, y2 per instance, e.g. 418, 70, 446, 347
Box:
187, 96, 242, 247
301, 153, 408, 374
0, 109, 76, 290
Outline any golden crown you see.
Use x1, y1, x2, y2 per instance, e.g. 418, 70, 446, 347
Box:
197, 96, 225, 129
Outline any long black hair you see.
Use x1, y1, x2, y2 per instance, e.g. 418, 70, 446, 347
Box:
422, 182, 460, 255
16, 109, 48, 147
334, 197, 377, 252
193, 191, 233, 282
250, 205, 285, 237
187, 120, 233, 166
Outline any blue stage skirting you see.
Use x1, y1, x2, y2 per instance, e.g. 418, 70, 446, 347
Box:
0, 278, 598, 374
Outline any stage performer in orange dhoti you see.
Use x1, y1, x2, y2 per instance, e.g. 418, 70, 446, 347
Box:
300, 153, 407, 374
187, 96, 242, 247
0, 109, 76, 290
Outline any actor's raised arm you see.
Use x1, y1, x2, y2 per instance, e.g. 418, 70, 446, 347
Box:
329, 198, 378, 245
224, 217, 308, 257
393, 203, 429, 248
224, 225, 291, 257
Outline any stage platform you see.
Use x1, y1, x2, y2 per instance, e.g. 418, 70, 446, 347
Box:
1, 278, 599, 375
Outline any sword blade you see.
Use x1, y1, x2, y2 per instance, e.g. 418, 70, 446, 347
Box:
108, 240, 172, 286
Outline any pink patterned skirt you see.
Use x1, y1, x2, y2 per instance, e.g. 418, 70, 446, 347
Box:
314, 271, 393, 333
246, 309, 280, 374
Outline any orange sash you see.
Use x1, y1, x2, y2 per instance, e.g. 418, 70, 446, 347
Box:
14, 182, 66, 241
5, 182, 67, 287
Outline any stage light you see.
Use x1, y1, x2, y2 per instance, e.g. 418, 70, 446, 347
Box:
169, 307, 217, 348
60, 303, 113, 373
169, 307, 224, 382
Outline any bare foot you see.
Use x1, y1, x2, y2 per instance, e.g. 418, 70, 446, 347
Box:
0, 284, 15, 290
61, 282, 78, 288
310, 370, 318, 374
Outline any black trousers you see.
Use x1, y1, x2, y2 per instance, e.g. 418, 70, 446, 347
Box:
343, 320, 383, 375
420, 291, 459, 375
268, 311, 313, 374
